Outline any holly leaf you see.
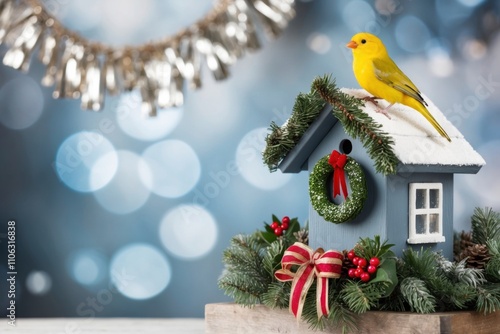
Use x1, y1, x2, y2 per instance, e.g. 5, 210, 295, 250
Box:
264, 223, 274, 234
272, 214, 281, 224
285, 218, 300, 237
369, 256, 398, 297
260, 231, 277, 244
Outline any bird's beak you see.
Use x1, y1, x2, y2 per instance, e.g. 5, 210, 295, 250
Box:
346, 40, 358, 49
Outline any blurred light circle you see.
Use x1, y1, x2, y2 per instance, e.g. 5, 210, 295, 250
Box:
427, 47, 454, 77
55, 132, 118, 192
395, 16, 431, 53
160, 205, 218, 260
110, 244, 171, 300
342, 1, 375, 33
93, 150, 151, 214
117, 90, 183, 141
462, 39, 487, 60
140, 140, 201, 198
69, 249, 107, 285
307, 33, 332, 54
26, 271, 52, 295
0, 76, 44, 130
457, 0, 485, 7
236, 128, 291, 190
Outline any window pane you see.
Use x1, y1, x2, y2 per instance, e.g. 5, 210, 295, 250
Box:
430, 189, 440, 209
416, 214, 426, 234
416, 189, 426, 209
429, 214, 439, 233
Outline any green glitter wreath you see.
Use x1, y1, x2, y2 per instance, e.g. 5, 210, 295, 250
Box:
309, 154, 367, 223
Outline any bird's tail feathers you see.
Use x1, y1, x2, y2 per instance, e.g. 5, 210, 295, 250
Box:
405, 97, 451, 142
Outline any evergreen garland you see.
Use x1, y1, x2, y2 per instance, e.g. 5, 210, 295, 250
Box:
312, 75, 398, 175
262, 75, 399, 175
219, 208, 500, 332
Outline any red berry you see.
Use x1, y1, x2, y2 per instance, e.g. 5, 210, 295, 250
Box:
354, 268, 363, 278
274, 227, 283, 236
281, 222, 289, 230
282, 216, 290, 225
360, 272, 370, 282
352, 257, 360, 266
367, 265, 377, 274
358, 258, 368, 268
270, 222, 279, 229
370, 257, 381, 267
348, 268, 356, 278
347, 250, 355, 261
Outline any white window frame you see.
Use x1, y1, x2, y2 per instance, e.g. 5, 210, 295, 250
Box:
407, 183, 445, 244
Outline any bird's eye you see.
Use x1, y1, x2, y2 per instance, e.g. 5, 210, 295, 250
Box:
361, 39, 366, 44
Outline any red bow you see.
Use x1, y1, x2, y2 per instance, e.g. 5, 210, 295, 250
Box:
275, 243, 343, 320
328, 150, 348, 199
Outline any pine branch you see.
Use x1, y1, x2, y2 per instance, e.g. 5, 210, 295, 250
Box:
400, 277, 436, 313
312, 75, 398, 175
263, 87, 325, 172
340, 280, 382, 314
471, 207, 500, 245
261, 282, 290, 309
262, 239, 286, 277
485, 239, 500, 282
476, 284, 500, 314
218, 234, 271, 305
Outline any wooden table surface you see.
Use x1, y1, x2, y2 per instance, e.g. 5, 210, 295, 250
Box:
0, 318, 205, 333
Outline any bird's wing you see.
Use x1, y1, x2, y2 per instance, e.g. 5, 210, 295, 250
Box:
373, 57, 428, 106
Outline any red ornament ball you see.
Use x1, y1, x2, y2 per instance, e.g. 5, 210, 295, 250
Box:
352, 257, 360, 266
270, 222, 279, 230
348, 268, 356, 278
274, 227, 283, 236
282, 216, 290, 225
370, 257, 381, 267
360, 272, 371, 282
354, 268, 363, 278
281, 222, 289, 230
367, 265, 377, 274
347, 250, 355, 261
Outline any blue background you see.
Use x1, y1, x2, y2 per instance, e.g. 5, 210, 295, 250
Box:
1, 0, 500, 319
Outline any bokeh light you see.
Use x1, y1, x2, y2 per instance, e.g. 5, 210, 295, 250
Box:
110, 243, 171, 300
117, 90, 183, 141
140, 140, 201, 198
159, 205, 218, 260
25, 271, 52, 295
93, 150, 151, 214
307, 33, 332, 54
0, 76, 44, 130
69, 249, 107, 285
236, 127, 291, 190
395, 16, 431, 53
342, 1, 376, 33
55, 132, 118, 192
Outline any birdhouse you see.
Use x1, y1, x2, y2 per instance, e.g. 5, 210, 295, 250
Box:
276, 88, 485, 259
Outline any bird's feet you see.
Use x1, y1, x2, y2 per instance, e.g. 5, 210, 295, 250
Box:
375, 103, 394, 120
361, 96, 380, 106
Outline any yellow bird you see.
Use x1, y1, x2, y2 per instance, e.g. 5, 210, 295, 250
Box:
346, 32, 451, 142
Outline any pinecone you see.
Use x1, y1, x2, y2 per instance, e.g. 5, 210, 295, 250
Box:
454, 231, 474, 262
341, 250, 356, 277
293, 229, 309, 245
458, 244, 491, 269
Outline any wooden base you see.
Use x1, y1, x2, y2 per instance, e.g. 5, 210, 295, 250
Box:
205, 303, 500, 334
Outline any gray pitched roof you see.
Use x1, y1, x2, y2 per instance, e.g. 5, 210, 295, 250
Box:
279, 89, 485, 174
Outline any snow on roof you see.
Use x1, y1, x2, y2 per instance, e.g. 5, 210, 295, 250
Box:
342, 88, 486, 169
